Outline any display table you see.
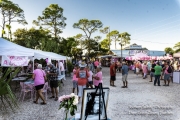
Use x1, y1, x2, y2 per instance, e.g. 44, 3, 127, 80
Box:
173, 71, 180, 83
12, 77, 28, 91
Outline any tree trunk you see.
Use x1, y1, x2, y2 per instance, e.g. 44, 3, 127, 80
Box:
1, 12, 6, 38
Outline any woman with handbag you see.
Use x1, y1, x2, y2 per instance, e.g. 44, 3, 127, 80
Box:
32, 64, 47, 105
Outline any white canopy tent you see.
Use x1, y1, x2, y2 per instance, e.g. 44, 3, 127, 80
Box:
34, 50, 67, 60
174, 52, 180, 58
0, 38, 68, 68
0, 38, 68, 60
0, 38, 34, 56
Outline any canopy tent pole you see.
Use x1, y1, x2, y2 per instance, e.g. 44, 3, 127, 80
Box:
33, 56, 34, 71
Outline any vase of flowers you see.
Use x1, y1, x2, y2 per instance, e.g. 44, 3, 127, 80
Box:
58, 93, 78, 120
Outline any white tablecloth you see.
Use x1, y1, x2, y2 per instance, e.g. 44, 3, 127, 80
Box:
12, 77, 27, 81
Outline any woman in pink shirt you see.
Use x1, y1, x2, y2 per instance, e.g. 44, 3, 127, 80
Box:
72, 65, 78, 93
94, 59, 99, 70
93, 66, 103, 88
142, 62, 148, 79
32, 64, 47, 105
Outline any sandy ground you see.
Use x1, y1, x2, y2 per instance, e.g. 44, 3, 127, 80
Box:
0, 67, 180, 120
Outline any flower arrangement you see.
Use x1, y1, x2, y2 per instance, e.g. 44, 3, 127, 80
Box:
58, 93, 78, 120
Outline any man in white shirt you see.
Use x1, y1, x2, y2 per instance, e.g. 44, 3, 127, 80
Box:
58, 61, 65, 75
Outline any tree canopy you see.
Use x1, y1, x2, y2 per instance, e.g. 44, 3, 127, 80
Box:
0, 0, 27, 40
33, 4, 66, 38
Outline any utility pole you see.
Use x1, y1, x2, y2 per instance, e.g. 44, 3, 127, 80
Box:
109, 27, 110, 54
120, 34, 123, 63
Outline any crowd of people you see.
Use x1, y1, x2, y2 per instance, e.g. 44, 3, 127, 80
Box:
112, 59, 180, 87
72, 60, 102, 102
31, 58, 180, 105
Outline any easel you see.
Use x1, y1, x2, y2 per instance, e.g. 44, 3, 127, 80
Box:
85, 83, 107, 120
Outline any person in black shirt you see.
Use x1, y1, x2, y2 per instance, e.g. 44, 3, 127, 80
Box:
47, 62, 59, 101
150, 61, 156, 82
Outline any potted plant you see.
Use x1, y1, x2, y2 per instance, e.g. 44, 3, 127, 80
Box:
0, 67, 21, 112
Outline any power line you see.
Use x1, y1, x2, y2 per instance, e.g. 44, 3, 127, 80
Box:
134, 19, 180, 36
135, 23, 180, 38
131, 38, 175, 44
134, 13, 180, 31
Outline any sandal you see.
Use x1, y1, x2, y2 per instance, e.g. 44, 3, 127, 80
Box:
33, 101, 38, 104
40, 102, 47, 105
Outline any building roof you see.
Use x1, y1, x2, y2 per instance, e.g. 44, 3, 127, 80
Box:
124, 43, 148, 50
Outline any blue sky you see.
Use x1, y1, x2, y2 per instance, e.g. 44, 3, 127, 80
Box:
7, 0, 180, 50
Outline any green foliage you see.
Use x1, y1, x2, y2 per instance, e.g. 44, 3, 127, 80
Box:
73, 19, 103, 38
119, 32, 131, 47
100, 38, 110, 49
13, 28, 51, 49
66, 60, 73, 74
0, 67, 21, 112
33, 4, 66, 38
0, 0, 27, 39
73, 19, 103, 55
107, 30, 119, 49
59, 95, 78, 119
164, 47, 174, 55
173, 42, 180, 53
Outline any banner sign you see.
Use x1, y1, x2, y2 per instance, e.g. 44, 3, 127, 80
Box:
1, 56, 29, 66
129, 50, 149, 56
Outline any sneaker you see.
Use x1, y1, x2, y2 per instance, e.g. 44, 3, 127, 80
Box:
163, 84, 166, 86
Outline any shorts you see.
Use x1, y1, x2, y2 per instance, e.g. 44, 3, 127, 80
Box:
61, 71, 65, 75
164, 73, 170, 80
136, 68, 139, 73
88, 81, 93, 85
73, 81, 78, 88
35, 84, 44, 90
110, 76, 116, 81
78, 85, 86, 97
150, 72, 155, 77
50, 80, 58, 88
122, 74, 128, 82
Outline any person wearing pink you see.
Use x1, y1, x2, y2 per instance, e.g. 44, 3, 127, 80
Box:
93, 66, 102, 88
94, 59, 99, 70
142, 62, 148, 79
72, 65, 78, 93
32, 64, 47, 105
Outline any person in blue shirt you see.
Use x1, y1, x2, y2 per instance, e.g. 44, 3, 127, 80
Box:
121, 62, 129, 88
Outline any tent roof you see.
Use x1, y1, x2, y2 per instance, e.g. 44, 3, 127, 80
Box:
34, 50, 67, 60
0, 38, 34, 56
174, 52, 180, 57
0, 38, 68, 60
